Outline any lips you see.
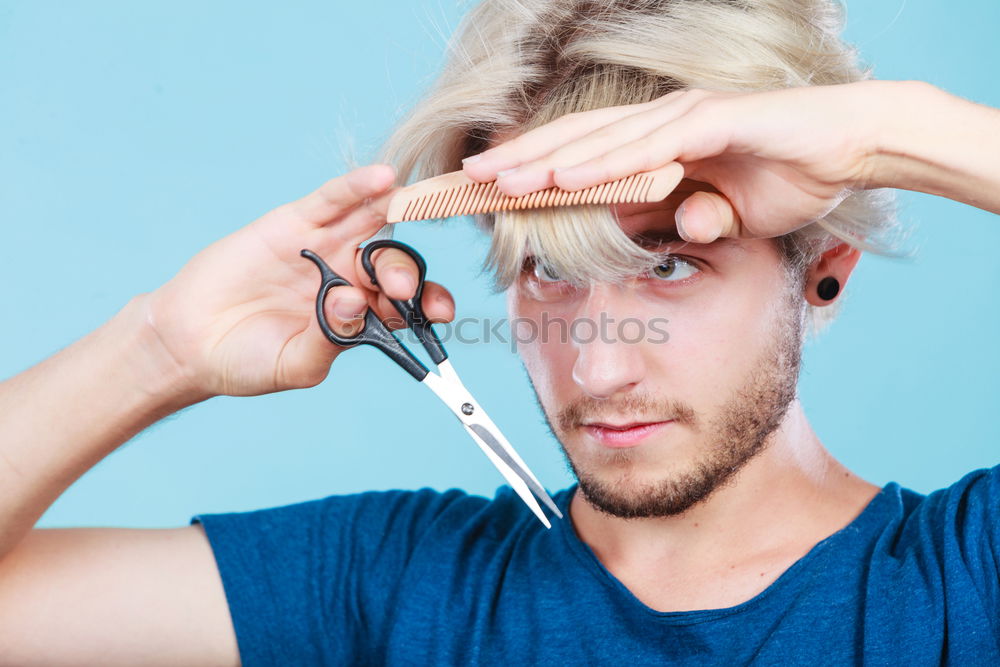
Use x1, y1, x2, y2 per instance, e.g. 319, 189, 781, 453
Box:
582, 420, 674, 448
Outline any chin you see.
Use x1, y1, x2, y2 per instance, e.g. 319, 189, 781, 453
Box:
560, 436, 739, 519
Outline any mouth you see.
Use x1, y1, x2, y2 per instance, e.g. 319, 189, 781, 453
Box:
581, 420, 674, 448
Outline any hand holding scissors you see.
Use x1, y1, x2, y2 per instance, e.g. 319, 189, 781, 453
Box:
301, 240, 562, 528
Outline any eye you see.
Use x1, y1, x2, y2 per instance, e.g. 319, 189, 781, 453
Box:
533, 261, 563, 283
649, 256, 700, 282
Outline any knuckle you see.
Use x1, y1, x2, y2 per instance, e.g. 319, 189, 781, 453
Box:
585, 123, 620, 143
547, 145, 583, 167
657, 88, 687, 102
690, 95, 717, 112
627, 139, 661, 172
499, 130, 532, 152
315, 180, 346, 207
379, 258, 417, 283
587, 153, 611, 175
639, 151, 659, 172
634, 151, 661, 173
706, 193, 727, 218
357, 201, 384, 225
690, 92, 728, 118
493, 137, 520, 155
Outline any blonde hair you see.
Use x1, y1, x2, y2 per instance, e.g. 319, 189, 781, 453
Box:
378, 0, 908, 336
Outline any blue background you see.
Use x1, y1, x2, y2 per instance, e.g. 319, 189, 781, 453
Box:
1, 1, 996, 528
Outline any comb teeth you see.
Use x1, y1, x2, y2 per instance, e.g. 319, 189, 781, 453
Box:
386, 163, 684, 223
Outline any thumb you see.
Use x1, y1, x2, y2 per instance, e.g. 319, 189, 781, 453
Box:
270, 286, 370, 390
675, 191, 743, 243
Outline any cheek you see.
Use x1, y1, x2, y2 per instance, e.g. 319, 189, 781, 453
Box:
508, 291, 578, 400
640, 282, 781, 395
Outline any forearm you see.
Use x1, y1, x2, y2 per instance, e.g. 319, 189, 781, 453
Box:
0, 295, 209, 559
867, 80, 1000, 214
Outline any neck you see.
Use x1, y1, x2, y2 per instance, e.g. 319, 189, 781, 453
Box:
568, 400, 879, 602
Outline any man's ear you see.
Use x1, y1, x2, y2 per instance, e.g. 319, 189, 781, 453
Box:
803, 242, 862, 307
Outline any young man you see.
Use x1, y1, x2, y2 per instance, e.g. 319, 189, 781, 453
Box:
1, 0, 998, 664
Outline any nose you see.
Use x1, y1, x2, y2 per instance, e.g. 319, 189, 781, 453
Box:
570, 284, 648, 399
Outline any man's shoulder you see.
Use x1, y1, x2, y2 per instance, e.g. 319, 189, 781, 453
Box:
193, 482, 575, 548
892, 463, 1000, 520
872, 463, 1000, 556
321, 483, 575, 540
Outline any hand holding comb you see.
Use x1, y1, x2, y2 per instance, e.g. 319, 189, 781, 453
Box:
386, 163, 685, 223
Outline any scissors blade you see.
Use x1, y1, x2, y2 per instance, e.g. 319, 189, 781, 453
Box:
463, 423, 551, 529
422, 361, 562, 526
468, 423, 563, 520
436, 361, 558, 507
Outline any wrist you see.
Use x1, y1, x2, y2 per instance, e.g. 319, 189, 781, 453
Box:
859, 79, 1000, 213
858, 79, 931, 190
114, 294, 215, 414
0, 295, 213, 549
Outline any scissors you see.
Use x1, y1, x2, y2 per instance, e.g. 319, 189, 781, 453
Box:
300, 239, 563, 528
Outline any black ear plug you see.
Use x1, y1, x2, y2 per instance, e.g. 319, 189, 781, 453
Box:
817, 276, 840, 301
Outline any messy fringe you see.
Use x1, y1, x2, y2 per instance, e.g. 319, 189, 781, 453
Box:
377, 0, 913, 338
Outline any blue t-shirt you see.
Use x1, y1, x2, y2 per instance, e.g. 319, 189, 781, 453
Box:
193, 465, 1000, 665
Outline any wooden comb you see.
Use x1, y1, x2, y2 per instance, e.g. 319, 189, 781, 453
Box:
386, 163, 685, 223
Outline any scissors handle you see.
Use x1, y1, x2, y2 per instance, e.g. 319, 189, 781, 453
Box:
360, 240, 448, 365
300, 248, 429, 381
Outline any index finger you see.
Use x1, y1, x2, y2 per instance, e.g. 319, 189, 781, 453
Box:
462, 99, 668, 182
292, 164, 396, 227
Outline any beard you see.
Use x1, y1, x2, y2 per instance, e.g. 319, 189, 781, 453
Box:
534, 288, 805, 520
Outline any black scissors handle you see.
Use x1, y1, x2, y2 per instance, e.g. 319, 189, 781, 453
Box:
299, 248, 429, 381
361, 240, 448, 366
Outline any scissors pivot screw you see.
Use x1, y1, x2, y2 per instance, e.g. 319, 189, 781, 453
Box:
461, 403, 475, 416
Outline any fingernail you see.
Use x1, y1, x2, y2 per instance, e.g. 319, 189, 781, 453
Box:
333, 297, 366, 320
498, 166, 519, 178
462, 154, 482, 165
675, 203, 689, 240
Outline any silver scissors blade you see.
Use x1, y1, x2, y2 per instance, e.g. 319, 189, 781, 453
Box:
423, 360, 562, 527
462, 423, 551, 529
468, 423, 563, 520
